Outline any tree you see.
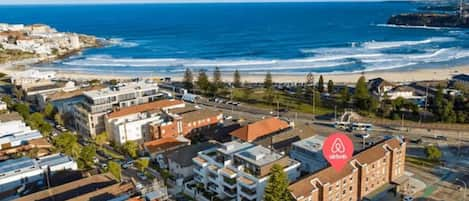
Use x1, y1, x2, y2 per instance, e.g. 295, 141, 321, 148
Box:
327, 80, 334, 93
264, 164, 292, 201
26, 147, 39, 158
134, 158, 150, 173
53, 132, 81, 159
340, 87, 350, 108
95, 131, 108, 148
425, 145, 442, 161
196, 69, 210, 93
14, 103, 30, 119
108, 161, 122, 181
122, 141, 138, 158
295, 86, 303, 100
54, 112, 64, 126
80, 144, 96, 168
353, 76, 375, 112
233, 69, 241, 88
264, 71, 273, 90
27, 112, 52, 136
317, 75, 324, 93
43, 103, 54, 119
213, 67, 223, 89
241, 87, 252, 101
183, 68, 194, 90
12, 87, 24, 101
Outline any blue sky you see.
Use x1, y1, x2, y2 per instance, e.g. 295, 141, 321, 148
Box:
0, 0, 390, 5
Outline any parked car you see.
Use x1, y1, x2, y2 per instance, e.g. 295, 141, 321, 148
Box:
410, 138, 423, 144
137, 172, 147, 180
355, 133, 370, 139
403, 196, 414, 201
224, 115, 233, 120
435, 135, 447, 141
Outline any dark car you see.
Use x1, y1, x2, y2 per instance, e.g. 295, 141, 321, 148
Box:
436, 135, 447, 141
410, 138, 423, 144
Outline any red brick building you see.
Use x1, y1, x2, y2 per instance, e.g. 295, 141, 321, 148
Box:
150, 109, 223, 139
289, 138, 407, 201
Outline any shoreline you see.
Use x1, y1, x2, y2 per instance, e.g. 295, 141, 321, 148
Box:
45, 64, 469, 84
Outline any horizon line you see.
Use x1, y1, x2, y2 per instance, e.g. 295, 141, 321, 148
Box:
0, 0, 409, 6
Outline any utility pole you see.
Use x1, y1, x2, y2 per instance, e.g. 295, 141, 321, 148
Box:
456, 178, 467, 201
334, 105, 337, 122
401, 113, 405, 131
423, 84, 428, 123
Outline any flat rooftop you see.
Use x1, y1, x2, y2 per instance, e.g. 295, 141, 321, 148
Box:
84, 81, 158, 98
235, 145, 283, 167
217, 141, 255, 155
292, 135, 326, 152
0, 112, 23, 122
0, 157, 36, 176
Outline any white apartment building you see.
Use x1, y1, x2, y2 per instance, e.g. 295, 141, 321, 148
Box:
192, 141, 301, 201
74, 81, 162, 137
105, 99, 185, 145
0, 153, 77, 193
289, 135, 327, 174
0, 120, 43, 151
9, 69, 56, 86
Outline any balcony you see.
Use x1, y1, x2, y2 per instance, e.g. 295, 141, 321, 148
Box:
193, 156, 208, 166
220, 167, 237, 178
240, 186, 257, 201
207, 164, 219, 174
223, 186, 237, 198
238, 176, 256, 189
193, 167, 204, 176
207, 182, 218, 193
222, 176, 237, 189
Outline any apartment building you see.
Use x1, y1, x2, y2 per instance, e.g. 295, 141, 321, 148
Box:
105, 99, 185, 144
289, 138, 407, 201
0, 153, 77, 193
74, 81, 162, 137
192, 141, 301, 201
150, 107, 223, 139
289, 135, 327, 174
0, 115, 43, 151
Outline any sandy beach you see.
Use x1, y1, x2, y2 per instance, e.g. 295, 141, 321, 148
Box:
2, 62, 468, 84
50, 65, 469, 84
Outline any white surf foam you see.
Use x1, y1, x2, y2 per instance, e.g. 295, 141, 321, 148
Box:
362, 37, 454, 50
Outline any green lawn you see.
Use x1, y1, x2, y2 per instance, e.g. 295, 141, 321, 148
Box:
406, 156, 439, 167
99, 147, 125, 160
231, 88, 333, 115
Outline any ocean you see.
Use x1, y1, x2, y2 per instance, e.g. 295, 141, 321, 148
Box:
1, 2, 469, 76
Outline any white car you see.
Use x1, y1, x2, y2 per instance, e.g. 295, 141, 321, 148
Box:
403, 196, 413, 201
224, 115, 233, 120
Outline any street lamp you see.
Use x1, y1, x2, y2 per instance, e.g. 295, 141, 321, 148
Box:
456, 178, 467, 201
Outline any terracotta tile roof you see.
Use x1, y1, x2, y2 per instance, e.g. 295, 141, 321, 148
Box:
230, 117, 290, 142
289, 138, 403, 199
143, 137, 188, 154
107, 99, 184, 119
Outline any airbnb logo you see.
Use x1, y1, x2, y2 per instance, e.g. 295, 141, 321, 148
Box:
331, 138, 345, 154
323, 133, 354, 172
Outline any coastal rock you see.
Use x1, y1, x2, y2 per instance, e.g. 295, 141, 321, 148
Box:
0, 23, 101, 64
387, 13, 467, 28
